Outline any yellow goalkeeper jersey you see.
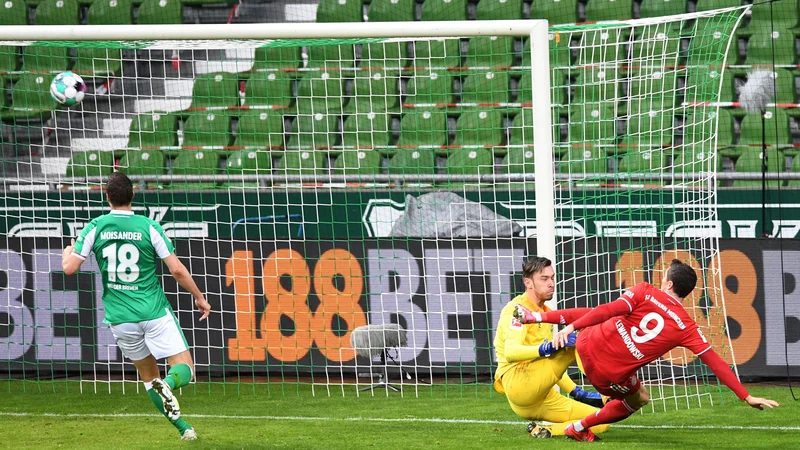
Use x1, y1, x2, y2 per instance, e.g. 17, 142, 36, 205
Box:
493, 293, 554, 393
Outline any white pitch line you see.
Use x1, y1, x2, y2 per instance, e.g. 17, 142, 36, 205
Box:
0, 412, 797, 431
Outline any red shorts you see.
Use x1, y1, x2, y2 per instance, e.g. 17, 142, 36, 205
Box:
577, 328, 641, 399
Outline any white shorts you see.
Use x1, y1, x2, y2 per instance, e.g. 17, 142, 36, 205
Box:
110, 310, 189, 361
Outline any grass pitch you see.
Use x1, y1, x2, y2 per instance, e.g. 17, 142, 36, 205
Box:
0, 382, 796, 449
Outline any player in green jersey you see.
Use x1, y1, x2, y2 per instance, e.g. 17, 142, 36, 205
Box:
61, 172, 211, 441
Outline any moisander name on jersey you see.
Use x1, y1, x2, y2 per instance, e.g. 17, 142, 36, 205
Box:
100, 231, 144, 241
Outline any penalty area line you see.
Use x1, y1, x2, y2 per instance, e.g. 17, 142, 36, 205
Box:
0, 411, 797, 431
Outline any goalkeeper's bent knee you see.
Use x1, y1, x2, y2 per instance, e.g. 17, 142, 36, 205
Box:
166, 363, 193, 390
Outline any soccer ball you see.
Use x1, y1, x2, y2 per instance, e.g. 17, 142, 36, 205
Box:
50, 71, 86, 107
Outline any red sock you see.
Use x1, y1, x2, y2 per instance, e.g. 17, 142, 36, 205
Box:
580, 399, 639, 430
541, 308, 593, 325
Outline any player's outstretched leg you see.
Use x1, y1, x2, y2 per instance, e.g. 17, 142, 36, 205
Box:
145, 379, 195, 439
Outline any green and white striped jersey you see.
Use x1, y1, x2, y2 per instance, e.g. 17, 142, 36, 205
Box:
73, 210, 175, 325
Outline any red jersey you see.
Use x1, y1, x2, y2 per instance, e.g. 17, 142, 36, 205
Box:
577, 282, 712, 382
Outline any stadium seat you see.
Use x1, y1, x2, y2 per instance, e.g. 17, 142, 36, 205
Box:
189, 72, 240, 110
295, 71, 347, 114
252, 47, 302, 74
22, 47, 69, 73
563, 146, 609, 175
716, 108, 736, 153
73, 48, 123, 77
388, 149, 437, 175
344, 71, 400, 114
414, 39, 462, 69
404, 70, 456, 106
316, 0, 363, 22
181, 113, 233, 150
585, 0, 633, 21
517, 71, 565, 107
0, 0, 27, 25
572, 68, 622, 104
452, 109, 504, 149
618, 149, 666, 173
3, 74, 57, 120
137, 0, 183, 24
568, 104, 618, 150
502, 147, 535, 186
225, 149, 272, 188
734, 149, 786, 187
368, 0, 415, 22
0, 47, 21, 76
244, 72, 293, 109
35, 0, 79, 25
628, 70, 679, 108
341, 112, 392, 151
0, 77, 8, 111
307, 44, 356, 69
466, 36, 515, 68
445, 149, 494, 180
508, 107, 535, 148
66, 150, 114, 178
638, 0, 687, 19
276, 150, 327, 176
745, 30, 797, 66
87, 0, 132, 24
460, 71, 510, 104
421, 0, 467, 21
575, 30, 629, 66
789, 156, 800, 187
746, 0, 799, 33
673, 148, 716, 175
476, 0, 523, 20
170, 150, 221, 190
630, 28, 683, 63
522, 36, 571, 68
621, 106, 675, 150
739, 108, 792, 152
233, 111, 286, 150
529, 0, 578, 25
119, 149, 167, 179
361, 42, 410, 68
127, 112, 178, 149
287, 113, 340, 151
332, 150, 383, 175
396, 110, 448, 153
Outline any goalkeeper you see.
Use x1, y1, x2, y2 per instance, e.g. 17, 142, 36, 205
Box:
61, 172, 211, 441
494, 257, 609, 438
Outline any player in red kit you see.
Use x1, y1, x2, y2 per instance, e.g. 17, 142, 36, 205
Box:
513, 259, 779, 442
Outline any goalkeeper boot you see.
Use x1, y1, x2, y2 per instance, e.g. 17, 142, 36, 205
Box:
152, 378, 181, 421
513, 304, 541, 324
527, 422, 552, 439
565, 423, 599, 443
181, 429, 197, 441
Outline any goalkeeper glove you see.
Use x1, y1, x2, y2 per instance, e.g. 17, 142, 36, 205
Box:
513, 304, 542, 324
538, 340, 556, 357
570, 386, 606, 408
564, 331, 578, 348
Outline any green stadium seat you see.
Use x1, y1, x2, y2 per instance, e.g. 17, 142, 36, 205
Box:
252, 47, 302, 75
316, 0, 363, 22
35, 0, 79, 25
22, 47, 69, 73
717, 108, 736, 153
414, 39, 461, 69
0, 77, 8, 110
119, 149, 167, 186
368, 0, 415, 22
0, 0, 28, 25
244, 71, 293, 109
332, 150, 383, 175
476, 0, 523, 20
0, 47, 21, 76
460, 71, 510, 104
575, 30, 629, 66
137, 0, 182, 24
522, 36, 571, 68
466, 36, 515, 68
628, 70, 679, 108
405, 70, 456, 106
88, 0, 132, 24
66, 150, 114, 178
746, 0, 799, 32
585, 0, 633, 21
189, 72, 239, 110
508, 107, 535, 149
517, 71, 565, 107
127, 112, 178, 149
276, 150, 327, 176
287, 113, 340, 151
638, 0, 687, 19
295, 71, 347, 114
452, 109, 504, 149
361, 42, 410, 68
618, 149, 666, 174
3, 74, 57, 120
734, 149, 786, 187
181, 113, 232, 150
233, 111, 286, 150
745, 30, 797, 66
73, 48, 123, 77
225, 149, 271, 188
673, 148, 716, 174
563, 146, 609, 175
739, 108, 791, 152
789, 155, 800, 187
445, 149, 494, 180
502, 146, 535, 184
388, 149, 436, 176
695, 0, 741, 12
529, 0, 578, 25
572, 68, 622, 104
421, 0, 467, 21
170, 150, 221, 190
344, 71, 400, 113
630, 28, 683, 62
568, 104, 618, 150
307, 44, 356, 69
622, 106, 675, 151
341, 112, 392, 151
397, 110, 448, 153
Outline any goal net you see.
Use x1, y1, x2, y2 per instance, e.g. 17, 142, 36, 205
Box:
0, 7, 746, 409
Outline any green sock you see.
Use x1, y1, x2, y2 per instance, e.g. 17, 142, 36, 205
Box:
165, 364, 192, 390
146, 383, 193, 435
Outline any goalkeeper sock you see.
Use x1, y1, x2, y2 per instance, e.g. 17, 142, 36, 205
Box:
579, 398, 639, 430
540, 308, 594, 325
165, 363, 192, 390
144, 381, 193, 435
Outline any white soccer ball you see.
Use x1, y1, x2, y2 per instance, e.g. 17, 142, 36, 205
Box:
50, 71, 86, 107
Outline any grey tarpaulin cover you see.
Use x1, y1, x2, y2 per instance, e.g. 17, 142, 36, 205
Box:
390, 192, 523, 238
